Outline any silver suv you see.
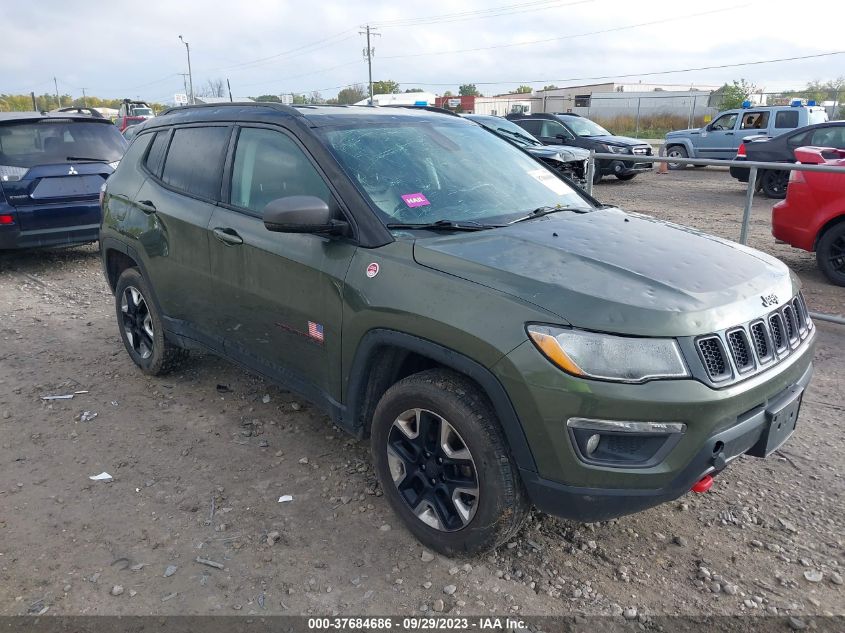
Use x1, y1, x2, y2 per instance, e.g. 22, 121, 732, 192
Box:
664, 104, 828, 167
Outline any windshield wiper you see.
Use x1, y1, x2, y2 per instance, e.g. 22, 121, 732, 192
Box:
509, 205, 590, 224
66, 156, 109, 162
496, 128, 540, 146
386, 219, 503, 232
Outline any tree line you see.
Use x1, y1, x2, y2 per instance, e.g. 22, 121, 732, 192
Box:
0, 92, 168, 113
3, 77, 842, 114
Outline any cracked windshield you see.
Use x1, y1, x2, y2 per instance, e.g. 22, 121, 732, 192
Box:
320, 120, 592, 226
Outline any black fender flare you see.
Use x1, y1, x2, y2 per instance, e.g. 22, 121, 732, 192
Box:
344, 328, 537, 472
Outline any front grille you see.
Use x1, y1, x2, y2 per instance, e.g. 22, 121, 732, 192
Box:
750, 321, 771, 362
727, 329, 754, 372
792, 297, 807, 335
783, 305, 797, 343
769, 313, 786, 351
697, 337, 730, 381
692, 294, 811, 387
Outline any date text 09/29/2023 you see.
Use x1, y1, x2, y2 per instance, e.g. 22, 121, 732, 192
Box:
306, 616, 528, 630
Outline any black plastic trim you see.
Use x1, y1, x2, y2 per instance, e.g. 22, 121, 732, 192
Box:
345, 329, 538, 472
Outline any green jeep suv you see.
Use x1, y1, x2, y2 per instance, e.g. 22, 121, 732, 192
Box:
100, 103, 815, 556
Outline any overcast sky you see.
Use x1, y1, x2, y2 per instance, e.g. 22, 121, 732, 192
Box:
2, 0, 843, 102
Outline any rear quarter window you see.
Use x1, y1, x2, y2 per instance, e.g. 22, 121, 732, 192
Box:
145, 130, 170, 177
160, 126, 230, 200
775, 110, 799, 129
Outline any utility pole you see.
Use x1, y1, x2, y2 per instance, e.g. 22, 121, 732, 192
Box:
30, 92, 37, 111
227, 78, 233, 102
82, 88, 87, 107
178, 35, 195, 104
359, 25, 380, 105
179, 73, 190, 105
53, 77, 61, 108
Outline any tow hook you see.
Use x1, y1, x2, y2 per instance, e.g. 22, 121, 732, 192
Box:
691, 474, 714, 493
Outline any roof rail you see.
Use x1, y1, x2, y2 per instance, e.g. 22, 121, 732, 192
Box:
380, 104, 460, 117
158, 101, 302, 117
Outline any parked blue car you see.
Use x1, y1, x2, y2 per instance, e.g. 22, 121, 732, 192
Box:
0, 111, 127, 249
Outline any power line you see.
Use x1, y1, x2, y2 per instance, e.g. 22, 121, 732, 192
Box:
395, 50, 845, 87
372, 0, 590, 28
379, 5, 749, 60
206, 30, 358, 73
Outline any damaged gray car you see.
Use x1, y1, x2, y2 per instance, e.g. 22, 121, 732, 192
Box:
464, 114, 590, 189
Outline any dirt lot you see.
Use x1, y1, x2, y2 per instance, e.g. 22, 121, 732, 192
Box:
1, 168, 843, 624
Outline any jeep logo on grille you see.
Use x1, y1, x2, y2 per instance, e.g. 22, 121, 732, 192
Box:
761, 293, 779, 307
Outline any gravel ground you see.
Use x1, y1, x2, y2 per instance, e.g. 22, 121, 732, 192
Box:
1, 168, 843, 624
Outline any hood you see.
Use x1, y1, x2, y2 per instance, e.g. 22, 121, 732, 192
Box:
589, 134, 649, 147
665, 128, 701, 138
527, 144, 591, 162
413, 208, 796, 337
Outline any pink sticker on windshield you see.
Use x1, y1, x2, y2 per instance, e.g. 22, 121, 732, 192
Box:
401, 193, 430, 208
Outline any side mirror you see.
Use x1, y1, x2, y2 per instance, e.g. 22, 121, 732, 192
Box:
262, 196, 347, 235
555, 133, 570, 141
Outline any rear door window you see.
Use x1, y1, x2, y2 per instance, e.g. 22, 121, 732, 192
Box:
160, 126, 230, 200
515, 120, 543, 137
740, 111, 769, 130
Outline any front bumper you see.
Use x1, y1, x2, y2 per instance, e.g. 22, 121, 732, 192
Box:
599, 158, 652, 176
494, 331, 816, 521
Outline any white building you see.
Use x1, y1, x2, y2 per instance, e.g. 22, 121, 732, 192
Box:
354, 92, 437, 106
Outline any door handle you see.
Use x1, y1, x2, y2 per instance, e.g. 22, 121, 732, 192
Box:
725, 132, 734, 135
137, 200, 157, 214
213, 227, 243, 246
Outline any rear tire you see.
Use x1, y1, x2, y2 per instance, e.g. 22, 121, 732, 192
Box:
592, 166, 603, 185
370, 369, 529, 557
760, 169, 788, 199
816, 223, 845, 287
114, 268, 188, 375
666, 145, 688, 170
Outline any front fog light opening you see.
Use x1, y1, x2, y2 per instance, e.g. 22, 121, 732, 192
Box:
585, 433, 601, 456
567, 418, 686, 468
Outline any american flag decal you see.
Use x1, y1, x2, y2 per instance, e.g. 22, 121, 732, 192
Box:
307, 321, 324, 343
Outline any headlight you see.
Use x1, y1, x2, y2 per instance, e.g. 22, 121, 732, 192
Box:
527, 325, 689, 383
605, 145, 630, 154
108, 160, 120, 170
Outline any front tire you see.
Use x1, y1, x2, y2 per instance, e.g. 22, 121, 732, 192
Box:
816, 223, 845, 287
666, 145, 688, 170
615, 173, 637, 181
114, 268, 188, 375
371, 369, 529, 557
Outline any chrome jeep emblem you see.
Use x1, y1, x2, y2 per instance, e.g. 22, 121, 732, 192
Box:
68, 166, 78, 175
761, 293, 779, 308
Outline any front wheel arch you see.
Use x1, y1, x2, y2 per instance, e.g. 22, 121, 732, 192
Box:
344, 329, 538, 473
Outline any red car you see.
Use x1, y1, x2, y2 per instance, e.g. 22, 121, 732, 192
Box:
773, 146, 845, 286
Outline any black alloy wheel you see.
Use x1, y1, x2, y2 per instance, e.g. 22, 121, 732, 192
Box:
817, 223, 845, 286
386, 407, 479, 532
761, 169, 788, 199
121, 285, 154, 360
